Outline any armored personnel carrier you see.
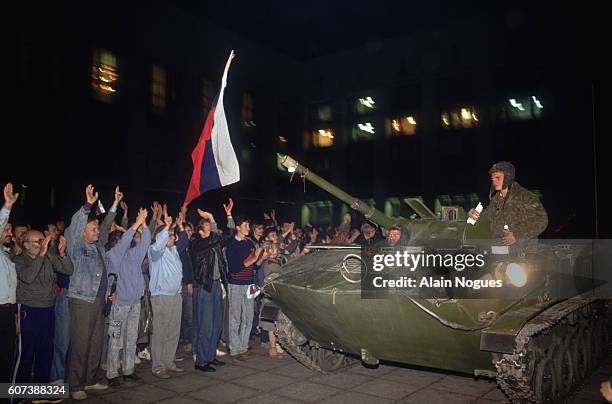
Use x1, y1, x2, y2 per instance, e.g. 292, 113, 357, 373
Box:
260, 155, 610, 403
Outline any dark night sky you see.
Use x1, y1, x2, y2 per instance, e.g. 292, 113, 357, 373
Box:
169, 0, 539, 60
4, 1, 608, 235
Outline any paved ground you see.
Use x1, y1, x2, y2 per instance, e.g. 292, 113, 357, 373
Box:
69, 347, 611, 403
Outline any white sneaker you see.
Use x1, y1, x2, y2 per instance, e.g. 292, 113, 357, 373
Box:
137, 348, 151, 361
276, 343, 284, 353
84, 383, 108, 391
71, 391, 87, 401
216, 348, 226, 357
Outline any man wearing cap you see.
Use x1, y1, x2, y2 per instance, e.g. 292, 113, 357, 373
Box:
468, 161, 548, 245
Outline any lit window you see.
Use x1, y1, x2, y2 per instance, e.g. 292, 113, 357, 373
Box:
242, 93, 255, 127
354, 96, 377, 115
387, 116, 417, 136
152, 65, 166, 110
313, 129, 334, 147
503, 97, 542, 121
202, 79, 214, 112
441, 107, 478, 129
352, 122, 376, 141
91, 49, 118, 103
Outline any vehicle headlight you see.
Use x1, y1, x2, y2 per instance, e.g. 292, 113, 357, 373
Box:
505, 262, 528, 287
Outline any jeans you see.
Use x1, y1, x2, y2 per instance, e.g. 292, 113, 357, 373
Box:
50, 289, 70, 382
192, 281, 223, 366
106, 303, 140, 379
180, 283, 193, 344
0, 304, 16, 384
16, 305, 55, 383
228, 284, 253, 356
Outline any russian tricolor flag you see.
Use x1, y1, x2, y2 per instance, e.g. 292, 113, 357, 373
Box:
185, 51, 240, 206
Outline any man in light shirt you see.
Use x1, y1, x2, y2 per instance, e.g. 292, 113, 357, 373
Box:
0, 183, 19, 385
148, 212, 189, 379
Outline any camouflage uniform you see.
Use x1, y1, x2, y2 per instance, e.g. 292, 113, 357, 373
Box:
482, 182, 548, 241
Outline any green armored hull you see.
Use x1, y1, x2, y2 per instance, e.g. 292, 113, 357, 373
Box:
262, 155, 611, 403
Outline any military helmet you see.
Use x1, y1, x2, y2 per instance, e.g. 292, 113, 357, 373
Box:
489, 161, 515, 188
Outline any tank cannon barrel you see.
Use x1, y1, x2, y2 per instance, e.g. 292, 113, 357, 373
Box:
281, 155, 396, 229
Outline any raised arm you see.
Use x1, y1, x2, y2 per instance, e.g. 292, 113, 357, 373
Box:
66, 184, 97, 256
99, 186, 123, 247
120, 200, 129, 229
223, 198, 236, 230
49, 236, 74, 276
148, 215, 171, 262
134, 209, 152, 263
108, 208, 148, 265
174, 210, 189, 253
1, 183, 19, 236
15, 236, 53, 283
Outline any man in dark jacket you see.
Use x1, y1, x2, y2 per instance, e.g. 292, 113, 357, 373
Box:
190, 207, 233, 373
178, 220, 194, 352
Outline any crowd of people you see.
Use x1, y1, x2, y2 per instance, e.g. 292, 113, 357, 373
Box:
0, 182, 389, 403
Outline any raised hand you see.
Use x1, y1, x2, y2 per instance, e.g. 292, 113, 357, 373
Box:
111, 223, 127, 233
176, 211, 185, 228
223, 198, 234, 216
270, 209, 276, 221
114, 186, 124, 204
3, 183, 19, 209
135, 208, 148, 226
58, 235, 67, 257
39, 235, 52, 257
197, 209, 213, 220
263, 212, 270, 220
163, 215, 173, 228
86, 184, 99, 205
162, 203, 169, 218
